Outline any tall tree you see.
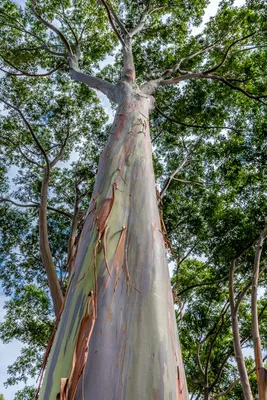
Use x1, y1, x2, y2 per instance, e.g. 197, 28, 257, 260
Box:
0, 0, 267, 399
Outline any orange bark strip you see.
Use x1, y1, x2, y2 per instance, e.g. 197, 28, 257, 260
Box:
96, 182, 117, 235
66, 292, 96, 400
35, 272, 75, 399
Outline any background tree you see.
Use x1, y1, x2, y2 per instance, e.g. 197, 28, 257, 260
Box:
0, 0, 267, 399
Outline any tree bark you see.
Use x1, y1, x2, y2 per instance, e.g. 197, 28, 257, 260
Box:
252, 226, 267, 400
39, 166, 64, 316
204, 387, 211, 400
229, 258, 253, 400
38, 82, 188, 399
67, 199, 80, 275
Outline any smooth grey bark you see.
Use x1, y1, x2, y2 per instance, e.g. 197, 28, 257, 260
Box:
229, 258, 253, 400
252, 226, 267, 400
39, 166, 64, 316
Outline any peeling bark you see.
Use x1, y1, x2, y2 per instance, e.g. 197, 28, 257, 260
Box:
38, 82, 188, 399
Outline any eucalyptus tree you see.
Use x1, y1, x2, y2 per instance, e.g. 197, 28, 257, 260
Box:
0, 0, 267, 399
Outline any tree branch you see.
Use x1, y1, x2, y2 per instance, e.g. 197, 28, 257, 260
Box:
98, 0, 129, 37
0, 198, 73, 219
252, 225, 267, 397
177, 274, 229, 297
159, 155, 190, 200
58, 0, 79, 45
211, 355, 267, 399
0, 135, 43, 167
98, 0, 126, 47
155, 104, 239, 132
0, 98, 50, 167
0, 55, 64, 77
31, 0, 73, 56
69, 68, 118, 102
157, 73, 267, 105
229, 257, 253, 399
0, 11, 66, 57
204, 31, 257, 74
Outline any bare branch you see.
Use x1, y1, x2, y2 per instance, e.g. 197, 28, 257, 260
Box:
58, 0, 79, 45
98, 0, 126, 47
177, 274, 229, 297
0, 98, 50, 167
50, 125, 70, 168
158, 73, 267, 105
70, 68, 118, 103
204, 31, 257, 74
0, 198, 73, 219
0, 135, 43, 167
159, 155, 190, 200
32, 0, 73, 56
211, 355, 267, 399
99, 0, 128, 36
0, 55, 64, 77
155, 104, 239, 132
0, 11, 65, 57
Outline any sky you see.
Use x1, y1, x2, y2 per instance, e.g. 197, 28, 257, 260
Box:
0, 0, 246, 398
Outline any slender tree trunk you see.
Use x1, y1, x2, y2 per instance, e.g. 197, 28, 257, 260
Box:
39, 167, 63, 316
67, 200, 79, 274
38, 83, 188, 399
229, 258, 253, 400
252, 226, 267, 400
204, 387, 211, 400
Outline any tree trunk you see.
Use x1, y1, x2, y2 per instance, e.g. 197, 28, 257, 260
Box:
204, 387, 211, 400
39, 167, 63, 316
229, 258, 253, 400
252, 227, 267, 400
38, 83, 188, 399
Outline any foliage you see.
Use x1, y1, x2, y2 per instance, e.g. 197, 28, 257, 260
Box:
0, 0, 267, 398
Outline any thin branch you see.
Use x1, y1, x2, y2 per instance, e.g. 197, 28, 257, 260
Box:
204, 31, 257, 74
211, 355, 267, 399
58, 0, 79, 45
177, 274, 229, 297
197, 342, 205, 378
158, 73, 267, 105
173, 178, 203, 185
0, 135, 43, 167
155, 104, 239, 132
32, 0, 73, 56
0, 98, 50, 167
50, 125, 70, 168
129, 1, 157, 37
0, 12, 65, 57
98, 0, 126, 47
159, 155, 190, 200
0, 55, 64, 77
0, 198, 73, 219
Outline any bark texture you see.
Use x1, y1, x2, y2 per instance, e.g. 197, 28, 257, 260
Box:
39, 83, 188, 399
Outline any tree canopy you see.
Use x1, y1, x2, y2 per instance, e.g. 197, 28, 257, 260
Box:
0, 0, 267, 398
